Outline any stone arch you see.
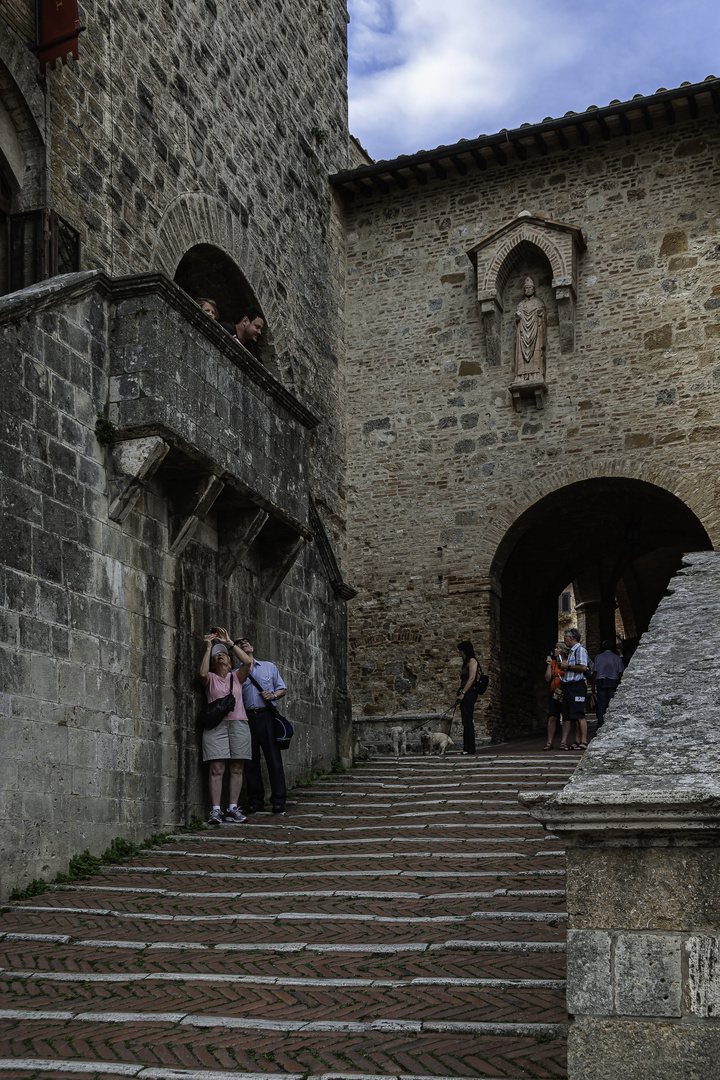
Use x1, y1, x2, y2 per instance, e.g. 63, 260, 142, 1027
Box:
0, 52, 46, 211
174, 243, 262, 327
153, 192, 289, 378
487, 467, 714, 738
483, 226, 570, 301
152, 192, 270, 317
482, 456, 720, 581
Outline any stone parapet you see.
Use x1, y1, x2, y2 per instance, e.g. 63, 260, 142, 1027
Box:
520, 551, 720, 1079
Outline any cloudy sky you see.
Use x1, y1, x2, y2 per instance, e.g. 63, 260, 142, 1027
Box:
347, 0, 720, 162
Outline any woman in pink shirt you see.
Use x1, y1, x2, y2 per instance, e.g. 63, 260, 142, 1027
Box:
199, 627, 252, 826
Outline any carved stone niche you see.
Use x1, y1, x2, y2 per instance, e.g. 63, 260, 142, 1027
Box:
467, 212, 585, 408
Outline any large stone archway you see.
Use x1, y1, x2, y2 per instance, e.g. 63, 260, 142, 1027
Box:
488, 476, 713, 737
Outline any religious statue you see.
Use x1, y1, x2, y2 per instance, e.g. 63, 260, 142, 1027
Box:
513, 276, 546, 382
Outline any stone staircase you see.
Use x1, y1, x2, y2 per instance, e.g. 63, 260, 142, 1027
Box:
0, 745, 576, 1080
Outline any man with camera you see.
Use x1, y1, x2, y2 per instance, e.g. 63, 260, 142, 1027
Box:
236, 638, 288, 814
199, 628, 252, 825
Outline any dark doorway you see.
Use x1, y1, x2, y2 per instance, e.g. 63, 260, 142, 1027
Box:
174, 244, 262, 329
490, 478, 712, 737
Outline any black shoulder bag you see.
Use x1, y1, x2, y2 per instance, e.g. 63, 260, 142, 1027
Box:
246, 670, 294, 751
200, 673, 235, 730
474, 663, 490, 696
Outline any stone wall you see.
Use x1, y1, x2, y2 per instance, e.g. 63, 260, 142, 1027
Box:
341, 98, 720, 736
0, 272, 350, 900
522, 551, 720, 1079
0, 0, 350, 546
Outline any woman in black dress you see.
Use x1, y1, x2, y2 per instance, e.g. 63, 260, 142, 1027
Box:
457, 640, 479, 755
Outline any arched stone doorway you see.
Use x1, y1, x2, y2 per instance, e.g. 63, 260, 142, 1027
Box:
489, 477, 712, 737
174, 243, 262, 328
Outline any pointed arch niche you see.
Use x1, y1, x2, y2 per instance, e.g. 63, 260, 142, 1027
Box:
467, 212, 585, 408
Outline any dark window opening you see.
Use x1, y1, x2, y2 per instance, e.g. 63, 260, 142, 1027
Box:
1, 208, 80, 297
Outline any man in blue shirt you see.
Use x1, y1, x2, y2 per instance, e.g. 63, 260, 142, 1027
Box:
236, 638, 288, 813
559, 628, 590, 751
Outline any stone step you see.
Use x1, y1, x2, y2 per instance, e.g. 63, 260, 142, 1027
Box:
0, 752, 569, 1079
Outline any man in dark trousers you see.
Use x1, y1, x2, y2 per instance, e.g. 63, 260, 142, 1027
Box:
594, 639, 624, 727
237, 638, 287, 813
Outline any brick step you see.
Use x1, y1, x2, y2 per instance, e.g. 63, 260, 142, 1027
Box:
0, 1016, 567, 1077
0, 942, 567, 981
0, 978, 566, 1023
82, 870, 567, 891
0, 913, 567, 945
6, 895, 567, 923
122, 853, 566, 873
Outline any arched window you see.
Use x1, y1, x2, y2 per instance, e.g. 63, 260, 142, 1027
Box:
174, 243, 271, 363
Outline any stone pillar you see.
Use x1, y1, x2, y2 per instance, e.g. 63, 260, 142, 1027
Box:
574, 599, 615, 656
520, 552, 720, 1079
478, 291, 502, 367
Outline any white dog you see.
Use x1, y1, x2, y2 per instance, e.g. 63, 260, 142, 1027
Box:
389, 725, 407, 756
430, 732, 454, 756
420, 729, 432, 755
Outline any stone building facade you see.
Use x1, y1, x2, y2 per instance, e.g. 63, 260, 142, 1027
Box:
0, 0, 354, 896
332, 79, 720, 741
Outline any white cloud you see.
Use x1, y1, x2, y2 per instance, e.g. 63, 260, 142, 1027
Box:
348, 0, 720, 160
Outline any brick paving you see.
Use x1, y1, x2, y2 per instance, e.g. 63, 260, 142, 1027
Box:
0, 742, 576, 1079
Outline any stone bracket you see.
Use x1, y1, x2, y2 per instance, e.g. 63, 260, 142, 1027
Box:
217, 507, 270, 580
108, 436, 170, 524
509, 379, 547, 412
169, 475, 225, 555
258, 532, 306, 600
309, 497, 358, 601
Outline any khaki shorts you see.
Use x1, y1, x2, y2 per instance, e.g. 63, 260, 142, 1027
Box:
202, 718, 252, 762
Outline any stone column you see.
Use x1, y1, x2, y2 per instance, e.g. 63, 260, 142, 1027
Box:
520, 551, 720, 1079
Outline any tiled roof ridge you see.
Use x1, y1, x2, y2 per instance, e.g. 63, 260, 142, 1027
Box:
333, 74, 720, 183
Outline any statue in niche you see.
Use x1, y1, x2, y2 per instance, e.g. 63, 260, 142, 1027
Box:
513, 276, 546, 382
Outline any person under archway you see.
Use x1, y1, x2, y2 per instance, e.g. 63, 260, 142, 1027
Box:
558, 628, 589, 751
544, 642, 570, 749
456, 640, 479, 755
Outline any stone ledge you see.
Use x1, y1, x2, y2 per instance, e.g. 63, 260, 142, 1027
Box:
0, 270, 319, 431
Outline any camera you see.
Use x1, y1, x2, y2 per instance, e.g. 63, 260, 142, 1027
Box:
210, 627, 218, 634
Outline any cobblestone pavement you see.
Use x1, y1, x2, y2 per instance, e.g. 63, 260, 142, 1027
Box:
0, 742, 576, 1080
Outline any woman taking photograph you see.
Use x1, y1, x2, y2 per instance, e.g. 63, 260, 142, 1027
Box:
457, 640, 480, 755
544, 642, 570, 750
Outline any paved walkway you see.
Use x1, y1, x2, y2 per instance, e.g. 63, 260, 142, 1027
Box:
0, 744, 577, 1080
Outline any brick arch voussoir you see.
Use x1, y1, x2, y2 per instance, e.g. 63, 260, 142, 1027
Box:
482, 227, 567, 296
152, 193, 272, 318
485, 456, 718, 576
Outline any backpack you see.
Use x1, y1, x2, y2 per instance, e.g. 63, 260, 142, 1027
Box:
474, 665, 490, 696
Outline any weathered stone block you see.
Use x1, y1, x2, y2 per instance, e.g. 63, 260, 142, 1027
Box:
614, 933, 682, 1017
685, 935, 720, 1018
566, 930, 613, 1016
569, 1017, 720, 1080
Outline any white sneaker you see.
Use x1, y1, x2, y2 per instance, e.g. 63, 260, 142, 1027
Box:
224, 807, 247, 823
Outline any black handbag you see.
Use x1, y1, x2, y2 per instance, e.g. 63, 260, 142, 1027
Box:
475, 666, 490, 695
200, 673, 235, 730
247, 671, 294, 750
